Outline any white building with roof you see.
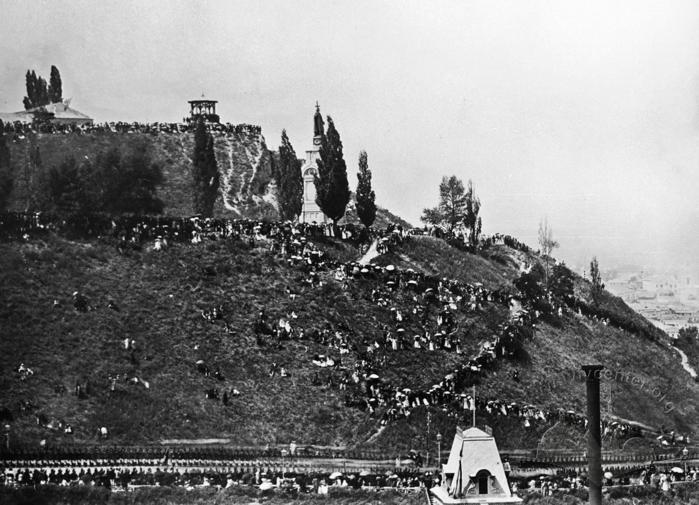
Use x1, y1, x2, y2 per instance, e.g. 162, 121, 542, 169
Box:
0, 100, 92, 126
431, 426, 522, 505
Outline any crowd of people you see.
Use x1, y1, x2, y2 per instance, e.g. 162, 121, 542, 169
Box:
245, 228, 644, 444
1, 211, 677, 454
0, 119, 263, 140
514, 464, 699, 496
0, 463, 435, 493
0, 212, 368, 244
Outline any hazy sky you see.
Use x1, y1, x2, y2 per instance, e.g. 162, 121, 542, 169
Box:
2, 0, 698, 270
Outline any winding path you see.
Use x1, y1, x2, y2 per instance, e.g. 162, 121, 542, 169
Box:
673, 346, 697, 379
358, 240, 380, 265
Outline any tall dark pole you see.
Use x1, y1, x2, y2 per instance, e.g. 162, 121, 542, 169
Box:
582, 365, 603, 505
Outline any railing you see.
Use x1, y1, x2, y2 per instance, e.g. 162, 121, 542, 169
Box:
2, 443, 694, 467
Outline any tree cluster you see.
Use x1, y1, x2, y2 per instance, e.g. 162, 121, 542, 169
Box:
549, 262, 575, 301
23, 66, 62, 110
37, 145, 164, 215
275, 130, 303, 221
191, 120, 220, 217
421, 175, 482, 246
315, 116, 350, 224
677, 326, 698, 347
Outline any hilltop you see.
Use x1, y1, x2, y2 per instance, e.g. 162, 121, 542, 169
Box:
1, 223, 697, 455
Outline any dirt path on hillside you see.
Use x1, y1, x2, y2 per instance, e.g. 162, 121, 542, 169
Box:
359, 240, 379, 265
673, 346, 698, 378
363, 425, 386, 445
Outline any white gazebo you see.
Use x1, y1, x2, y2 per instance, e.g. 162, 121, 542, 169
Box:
431, 427, 522, 505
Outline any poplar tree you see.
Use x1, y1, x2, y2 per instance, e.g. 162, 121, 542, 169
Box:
314, 116, 350, 224
463, 179, 481, 248
36, 77, 49, 106
191, 120, 219, 217
276, 130, 303, 220
538, 218, 559, 288
23, 70, 36, 110
355, 150, 376, 229
48, 65, 62, 103
0, 121, 12, 211
590, 257, 605, 306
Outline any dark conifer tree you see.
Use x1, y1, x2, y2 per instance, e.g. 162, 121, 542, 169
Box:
48, 65, 62, 103
23, 70, 35, 110
314, 116, 350, 224
0, 121, 13, 211
191, 120, 219, 217
590, 257, 605, 306
35, 77, 49, 107
355, 150, 376, 229
463, 179, 481, 248
276, 129, 303, 221
23, 68, 58, 109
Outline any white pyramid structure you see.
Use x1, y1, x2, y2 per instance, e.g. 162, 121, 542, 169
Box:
431, 427, 522, 505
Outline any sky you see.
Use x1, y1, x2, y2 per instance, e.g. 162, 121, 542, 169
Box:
1, 0, 698, 271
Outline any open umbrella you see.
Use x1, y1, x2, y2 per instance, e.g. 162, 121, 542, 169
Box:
671, 467, 684, 474
259, 481, 275, 490
385, 265, 396, 272
359, 470, 370, 477
368, 374, 380, 380
329, 471, 343, 479
604, 472, 613, 479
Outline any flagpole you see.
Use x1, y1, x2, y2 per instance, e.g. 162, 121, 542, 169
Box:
472, 385, 476, 428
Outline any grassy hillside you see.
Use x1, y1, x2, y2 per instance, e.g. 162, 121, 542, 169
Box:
372, 238, 699, 439
7, 130, 276, 218
5, 132, 409, 227
1, 231, 697, 454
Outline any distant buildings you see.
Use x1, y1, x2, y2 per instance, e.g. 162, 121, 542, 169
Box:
605, 267, 699, 338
